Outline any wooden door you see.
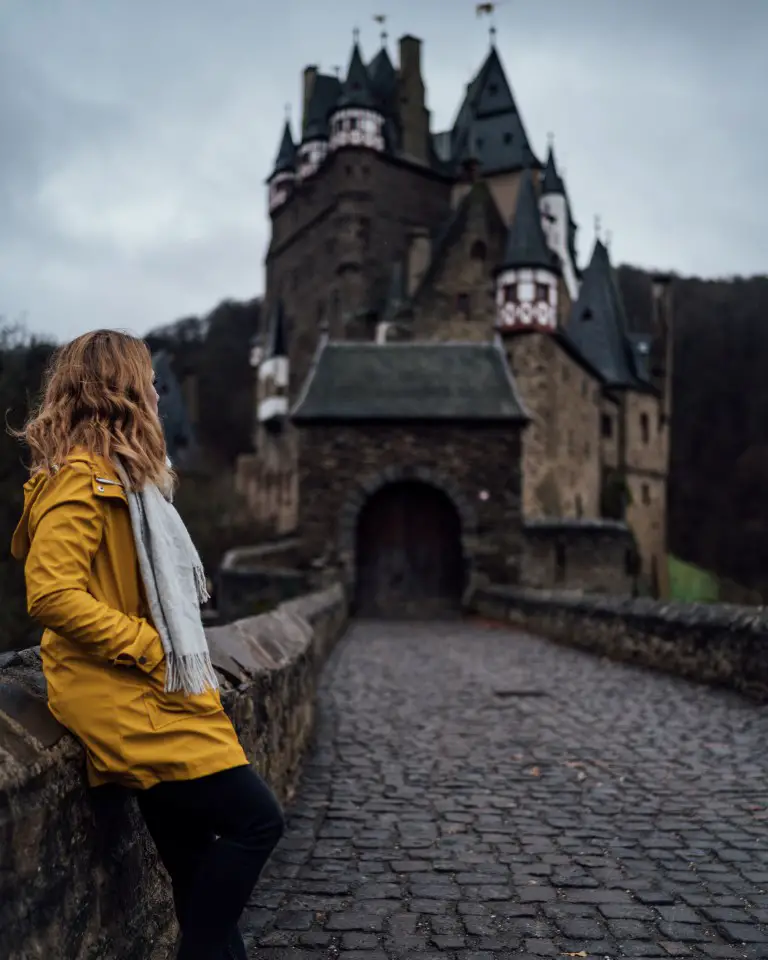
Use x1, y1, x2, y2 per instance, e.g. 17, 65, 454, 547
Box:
355, 481, 464, 618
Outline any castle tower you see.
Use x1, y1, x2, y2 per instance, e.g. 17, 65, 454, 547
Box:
539, 143, 579, 302
329, 39, 386, 153
267, 121, 297, 214
257, 301, 289, 429
496, 170, 560, 332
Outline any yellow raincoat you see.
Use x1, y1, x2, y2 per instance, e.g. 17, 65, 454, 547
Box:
11, 450, 247, 789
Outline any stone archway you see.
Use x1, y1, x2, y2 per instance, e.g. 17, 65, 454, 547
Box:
339, 466, 475, 618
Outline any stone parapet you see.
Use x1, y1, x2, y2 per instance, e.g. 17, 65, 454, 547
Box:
470, 584, 768, 702
0, 584, 347, 960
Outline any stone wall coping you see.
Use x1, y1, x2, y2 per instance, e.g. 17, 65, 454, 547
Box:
479, 584, 768, 633
220, 537, 302, 571
523, 518, 631, 535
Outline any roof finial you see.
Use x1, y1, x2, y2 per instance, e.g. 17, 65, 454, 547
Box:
476, 3, 497, 45
594, 215, 602, 240
333, 64, 341, 77
606, 229, 613, 253
373, 14, 387, 46
353, 26, 360, 45
547, 131, 554, 149
284, 103, 291, 122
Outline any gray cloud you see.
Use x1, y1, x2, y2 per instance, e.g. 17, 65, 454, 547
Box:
1, 0, 765, 341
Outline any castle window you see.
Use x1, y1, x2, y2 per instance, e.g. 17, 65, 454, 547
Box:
456, 293, 470, 315
640, 412, 650, 444
504, 284, 518, 303
470, 239, 487, 262
642, 483, 651, 505
601, 413, 613, 439
489, 82, 499, 96
536, 282, 548, 302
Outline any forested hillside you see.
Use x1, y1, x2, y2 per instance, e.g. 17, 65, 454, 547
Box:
617, 267, 768, 598
1, 269, 766, 649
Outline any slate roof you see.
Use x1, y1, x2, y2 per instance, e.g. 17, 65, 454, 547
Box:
565, 240, 641, 388
541, 145, 565, 196
368, 47, 397, 107
292, 341, 528, 422
337, 43, 378, 111
500, 170, 559, 273
445, 46, 540, 176
271, 121, 296, 177
303, 73, 342, 141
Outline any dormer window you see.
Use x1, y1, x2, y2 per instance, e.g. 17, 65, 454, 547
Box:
489, 82, 499, 95
582, 308, 594, 322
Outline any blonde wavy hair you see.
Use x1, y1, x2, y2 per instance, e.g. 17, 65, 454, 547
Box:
17, 329, 173, 490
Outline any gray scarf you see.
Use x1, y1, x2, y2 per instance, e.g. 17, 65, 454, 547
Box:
114, 461, 218, 696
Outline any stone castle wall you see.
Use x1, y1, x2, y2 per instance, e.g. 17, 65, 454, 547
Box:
0, 585, 347, 960
522, 520, 636, 595
470, 583, 768, 701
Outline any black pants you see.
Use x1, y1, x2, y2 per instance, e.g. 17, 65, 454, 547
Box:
137, 764, 285, 960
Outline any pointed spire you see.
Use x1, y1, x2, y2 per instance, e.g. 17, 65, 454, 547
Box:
337, 40, 377, 109
541, 142, 565, 196
271, 120, 296, 176
266, 301, 288, 359
500, 170, 559, 273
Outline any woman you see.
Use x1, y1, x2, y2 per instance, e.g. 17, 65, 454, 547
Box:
11, 330, 284, 960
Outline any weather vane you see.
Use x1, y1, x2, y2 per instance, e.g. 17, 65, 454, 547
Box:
476, 2, 499, 44
373, 14, 388, 46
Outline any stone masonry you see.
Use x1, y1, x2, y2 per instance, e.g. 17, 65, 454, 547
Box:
242, 618, 768, 959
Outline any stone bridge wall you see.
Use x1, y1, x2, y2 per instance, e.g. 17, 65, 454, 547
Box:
0, 583, 347, 960
470, 584, 768, 702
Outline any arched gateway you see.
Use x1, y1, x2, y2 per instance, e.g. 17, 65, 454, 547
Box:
355, 480, 464, 618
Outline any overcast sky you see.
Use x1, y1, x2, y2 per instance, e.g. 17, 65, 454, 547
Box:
1, 0, 765, 342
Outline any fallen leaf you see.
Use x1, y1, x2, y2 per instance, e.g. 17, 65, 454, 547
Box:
529, 766, 541, 777
562, 952, 588, 958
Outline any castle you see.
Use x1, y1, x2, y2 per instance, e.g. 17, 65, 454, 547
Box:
235, 28, 673, 614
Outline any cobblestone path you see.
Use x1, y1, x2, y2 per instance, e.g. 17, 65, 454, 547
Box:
242, 620, 768, 959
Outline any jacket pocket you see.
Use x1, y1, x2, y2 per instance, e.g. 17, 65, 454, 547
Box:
143, 689, 222, 731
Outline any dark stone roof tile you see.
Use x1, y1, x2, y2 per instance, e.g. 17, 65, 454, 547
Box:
293, 341, 528, 422
271, 120, 296, 176
303, 74, 342, 141
566, 240, 641, 387
500, 169, 559, 273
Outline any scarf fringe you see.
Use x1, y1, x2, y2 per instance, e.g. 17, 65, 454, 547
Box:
165, 651, 219, 695
194, 565, 211, 606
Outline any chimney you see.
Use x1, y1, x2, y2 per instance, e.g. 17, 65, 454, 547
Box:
302, 66, 318, 132
398, 36, 429, 165
406, 228, 431, 297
